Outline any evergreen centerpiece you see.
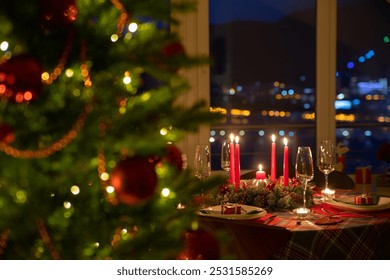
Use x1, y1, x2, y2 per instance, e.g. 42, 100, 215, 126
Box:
212, 177, 314, 212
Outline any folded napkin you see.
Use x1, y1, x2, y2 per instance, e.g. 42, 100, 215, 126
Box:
312, 203, 390, 218
256, 213, 280, 225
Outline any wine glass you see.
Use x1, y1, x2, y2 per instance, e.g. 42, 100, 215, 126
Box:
295, 147, 314, 218
220, 140, 231, 177
194, 144, 211, 180
194, 144, 211, 207
318, 140, 336, 200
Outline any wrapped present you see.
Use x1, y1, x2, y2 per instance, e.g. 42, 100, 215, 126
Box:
221, 203, 241, 214
354, 194, 379, 205
355, 166, 371, 185
377, 174, 390, 187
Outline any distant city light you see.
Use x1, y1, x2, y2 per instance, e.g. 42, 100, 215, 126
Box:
279, 130, 285, 137
210, 130, 216, 136
365, 50, 375, 59
364, 130, 372, 137
337, 93, 345, 99
384, 35, 390, 43
258, 130, 265, 136
352, 99, 360, 106
347, 61, 354, 69
342, 130, 350, 137
335, 100, 352, 110
228, 88, 235, 95
288, 131, 295, 137
238, 130, 245, 136
303, 88, 314, 94
303, 103, 310, 109
358, 56, 365, 63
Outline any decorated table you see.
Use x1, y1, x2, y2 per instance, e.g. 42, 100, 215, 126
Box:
198, 188, 390, 260
202, 135, 390, 259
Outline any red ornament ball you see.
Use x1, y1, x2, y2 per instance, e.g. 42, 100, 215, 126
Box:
0, 55, 43, 103
177, 229, 220, 260
161, 42, 186, 72
164, 144, 184, 171
162, 42, 185, 58
0, 123, 15, 144
110, 156, 158, 205
40, 0, 78, 29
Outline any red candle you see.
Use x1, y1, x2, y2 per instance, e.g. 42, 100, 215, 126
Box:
229, 133, 235, 185
271, 135, 276, 182
256, 164, 266, 180
283, 138, 289, 186
234, 135, 241, 189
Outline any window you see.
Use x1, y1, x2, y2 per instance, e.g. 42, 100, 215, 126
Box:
335, 0, 390, 173
206, 0, 390, 174
209, 0, 317, 175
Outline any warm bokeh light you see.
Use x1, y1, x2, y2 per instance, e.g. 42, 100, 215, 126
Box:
63, 201, 72, 209
70, 185, 80, 195
110, 34, 119, 42
0, 41, 8, 51
161, 188, 170, 197
128, 22, 138, 32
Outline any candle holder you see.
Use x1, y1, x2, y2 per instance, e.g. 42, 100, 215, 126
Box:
322, 187, 335, 201
251, 178, 273, 188
293, 207, 311, 220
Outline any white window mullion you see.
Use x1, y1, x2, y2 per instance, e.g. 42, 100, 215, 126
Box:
172, 0, 210, 168
316, 0, 337, 150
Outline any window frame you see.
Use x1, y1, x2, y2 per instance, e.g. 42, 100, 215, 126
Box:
176, 0, 337, 169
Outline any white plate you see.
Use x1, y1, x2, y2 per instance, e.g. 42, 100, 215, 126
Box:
196, 205, 267, 220
326, 196, 390, 212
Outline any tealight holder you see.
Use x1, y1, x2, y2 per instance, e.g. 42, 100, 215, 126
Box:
322, 187, 335, 201
293, 207, 311, 220
251, 178, 273, 188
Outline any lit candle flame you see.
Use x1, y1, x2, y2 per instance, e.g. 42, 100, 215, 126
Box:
259, 164, 263, 171
230, 133, 235, 142
272, 134, 276, 143
284, 137, 288, 146
235, 135, 239, 144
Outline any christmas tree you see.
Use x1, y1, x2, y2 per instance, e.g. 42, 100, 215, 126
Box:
0, 0, 223, 259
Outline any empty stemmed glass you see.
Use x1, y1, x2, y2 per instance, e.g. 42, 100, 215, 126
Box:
194, 144, 211, 207
220, 140, 231, 178
294, 147, 314, 219
318, 140, 336, 200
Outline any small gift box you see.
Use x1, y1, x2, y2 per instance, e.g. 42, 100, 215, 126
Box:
354, 194, 379, 205
355, 166, 371, 185
377, 174, 390, 187
221, 203, 241, 214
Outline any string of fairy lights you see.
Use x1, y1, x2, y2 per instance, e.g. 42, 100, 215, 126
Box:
0, 0, 138, 259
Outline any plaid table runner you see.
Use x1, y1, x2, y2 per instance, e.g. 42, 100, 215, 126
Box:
266, 212, 390, 259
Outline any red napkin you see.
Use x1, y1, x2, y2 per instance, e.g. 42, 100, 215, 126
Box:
312, 203, 390, 218
256, 213, 280, 225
